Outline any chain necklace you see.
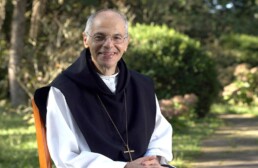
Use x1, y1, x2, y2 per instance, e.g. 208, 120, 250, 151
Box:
97, 91, 135, 161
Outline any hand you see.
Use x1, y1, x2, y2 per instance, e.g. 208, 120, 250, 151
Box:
125, 156, 166, 168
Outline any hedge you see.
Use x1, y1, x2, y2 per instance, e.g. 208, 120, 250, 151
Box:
220, 34, 258, 66
125, 24, 220, 117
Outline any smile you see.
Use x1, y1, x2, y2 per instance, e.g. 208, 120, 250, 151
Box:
99, 52, 117, 57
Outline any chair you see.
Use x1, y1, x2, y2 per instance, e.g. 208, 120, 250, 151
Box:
32, 99, 52, 168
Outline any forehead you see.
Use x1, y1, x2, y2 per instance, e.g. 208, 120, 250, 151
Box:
91, 11, 126, 35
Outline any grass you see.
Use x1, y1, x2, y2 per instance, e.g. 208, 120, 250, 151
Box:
211, 103, 258, 116
0, 103, 39, 168
0, 101, 256, 168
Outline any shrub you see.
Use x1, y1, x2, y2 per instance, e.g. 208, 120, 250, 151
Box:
220, 34, 258, 66
222, 63, 258, 105
125, 24, 220, 117
159, 93, 198, 119
215, 34, 258, 88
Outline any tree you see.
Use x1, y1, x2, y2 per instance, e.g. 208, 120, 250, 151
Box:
0, 0, 6, 31
29, 0, 46, 45
8, 0, 27, 106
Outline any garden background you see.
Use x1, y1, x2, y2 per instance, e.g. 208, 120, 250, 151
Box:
0, 0, 258, 167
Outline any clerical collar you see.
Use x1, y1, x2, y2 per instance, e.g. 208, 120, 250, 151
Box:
98, 72, 119, 93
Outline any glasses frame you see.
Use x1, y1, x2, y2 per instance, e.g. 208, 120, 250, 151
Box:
86, 32, 128, 44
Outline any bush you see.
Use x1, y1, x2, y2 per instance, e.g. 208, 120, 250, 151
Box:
125, 24, 220, 117
220, 34, 258, 66
159, 93, 198, 119
214, 34, 258, 87
222, 63, 258, 105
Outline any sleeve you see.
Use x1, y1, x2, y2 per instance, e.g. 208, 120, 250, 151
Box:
46, 87, 127, 168
144, 95, 173, 164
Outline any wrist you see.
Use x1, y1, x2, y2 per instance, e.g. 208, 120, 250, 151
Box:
124, 162, 130, 168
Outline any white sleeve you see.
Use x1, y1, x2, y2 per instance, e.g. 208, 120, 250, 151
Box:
46, 87, 127, 168
144, 95, 173, 164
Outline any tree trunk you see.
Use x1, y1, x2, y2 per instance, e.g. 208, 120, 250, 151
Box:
8, 0, 27, 106
0, 0, 6, 31
29, 0, 46, 44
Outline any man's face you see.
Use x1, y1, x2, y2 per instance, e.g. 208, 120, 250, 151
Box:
84, 11, 129, 72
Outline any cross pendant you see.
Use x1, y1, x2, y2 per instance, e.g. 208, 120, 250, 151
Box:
124, 144, 135, 161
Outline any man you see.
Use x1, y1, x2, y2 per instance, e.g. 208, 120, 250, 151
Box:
34, 9, 175, 168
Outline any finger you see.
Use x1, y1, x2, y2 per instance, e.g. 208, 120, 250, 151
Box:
141, 155, 157, 162
141, 158, 160, 166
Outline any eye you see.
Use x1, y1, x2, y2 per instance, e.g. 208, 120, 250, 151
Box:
113, 35, 123, 42
94, 35, 105, 41
113, 35, 123, 40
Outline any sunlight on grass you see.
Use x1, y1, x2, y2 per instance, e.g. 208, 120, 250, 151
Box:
0, 105, 39, 168
211, 103, 258, 116
170, 158, 189, 168
0, 125, 35, 135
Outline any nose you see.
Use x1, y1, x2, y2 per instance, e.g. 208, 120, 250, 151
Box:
102, 37, 114, 47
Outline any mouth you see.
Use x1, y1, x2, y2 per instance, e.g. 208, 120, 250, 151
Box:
99, 51, 117, 58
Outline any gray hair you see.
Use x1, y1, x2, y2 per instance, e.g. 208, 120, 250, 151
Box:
84, 9, 128, 35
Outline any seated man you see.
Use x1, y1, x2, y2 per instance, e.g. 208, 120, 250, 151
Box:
34, 9, 175, 168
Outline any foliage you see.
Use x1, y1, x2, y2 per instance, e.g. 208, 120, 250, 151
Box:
125, 0, 258, 43
126, 24, 220, 117
0, 39, 8, 99
203, 0, 258, 36
19, 1, 94, 95
222, 64, 258, 105
220, 34, 258, 66
159, 93, 198, 118
1, 0, 257, 105
207, 33, 258, 92
210, 34, 258, 105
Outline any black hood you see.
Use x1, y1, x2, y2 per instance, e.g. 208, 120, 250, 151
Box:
62, 48, 130, 95
34, 48, 156, 162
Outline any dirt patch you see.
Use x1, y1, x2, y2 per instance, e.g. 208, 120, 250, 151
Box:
191, 114, 258, 168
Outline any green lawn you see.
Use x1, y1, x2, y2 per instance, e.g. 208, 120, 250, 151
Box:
0, 104, 39, 168
1, 102, 254, 168
211, 103, 258, 116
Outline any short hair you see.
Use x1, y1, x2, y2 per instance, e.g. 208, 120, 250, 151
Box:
84, 9, 128, 35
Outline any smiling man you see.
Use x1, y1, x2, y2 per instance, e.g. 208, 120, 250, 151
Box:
34, 9, 175, 168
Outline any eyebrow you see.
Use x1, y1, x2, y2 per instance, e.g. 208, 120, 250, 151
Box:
93, 32, 123, 36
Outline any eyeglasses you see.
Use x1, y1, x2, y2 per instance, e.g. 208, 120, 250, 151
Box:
87, 32, 128, 44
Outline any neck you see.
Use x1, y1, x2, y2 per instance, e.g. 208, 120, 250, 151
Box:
95, 65, 118, 76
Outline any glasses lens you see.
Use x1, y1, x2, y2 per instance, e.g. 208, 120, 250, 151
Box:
112, 35, 123, 44
89, 33, 126, 44
93, 35, 106, 42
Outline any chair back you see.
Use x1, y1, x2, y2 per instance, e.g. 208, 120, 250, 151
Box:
32, 99, 52, 168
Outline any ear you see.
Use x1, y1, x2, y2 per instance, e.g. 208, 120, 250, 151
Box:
82, 32, 89, 48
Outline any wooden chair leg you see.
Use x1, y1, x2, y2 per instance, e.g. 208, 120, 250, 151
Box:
32, 99, 52, 168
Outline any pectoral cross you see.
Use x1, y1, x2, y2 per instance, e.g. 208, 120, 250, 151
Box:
124, 144, 135, 161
